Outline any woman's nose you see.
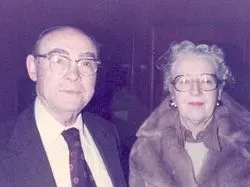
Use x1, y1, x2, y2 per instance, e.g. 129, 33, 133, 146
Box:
190, 80, 202, 95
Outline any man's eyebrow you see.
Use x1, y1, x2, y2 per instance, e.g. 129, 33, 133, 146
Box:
46, 50, 97, 59
79, 52, 97, 59
48, 48, 69, 55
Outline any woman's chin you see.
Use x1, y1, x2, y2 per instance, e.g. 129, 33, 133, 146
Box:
186, 116, 206, 125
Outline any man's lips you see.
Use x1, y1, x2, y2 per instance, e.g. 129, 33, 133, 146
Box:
188, 101, 204, 106
60, 90, 82, 94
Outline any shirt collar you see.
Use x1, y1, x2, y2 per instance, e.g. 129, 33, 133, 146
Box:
35, 98, 83, 146
179, 118, 221, 151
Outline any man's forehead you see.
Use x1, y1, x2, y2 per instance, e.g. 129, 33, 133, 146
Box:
47, 48, 97, 58
37, 29, 97, 55
41, 29, 90, 45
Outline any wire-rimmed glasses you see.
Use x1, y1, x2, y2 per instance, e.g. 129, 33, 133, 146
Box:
171, 73, 222, 92
34, 52, 101, 77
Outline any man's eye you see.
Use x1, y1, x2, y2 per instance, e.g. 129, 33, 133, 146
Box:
51, 55, 68, 64
56, 59, 66, 64
79, 60, 94, 67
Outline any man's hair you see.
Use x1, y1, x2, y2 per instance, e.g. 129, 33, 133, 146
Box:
32, 26, 100, 56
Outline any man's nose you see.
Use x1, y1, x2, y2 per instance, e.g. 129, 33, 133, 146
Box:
65, 61, 80, 81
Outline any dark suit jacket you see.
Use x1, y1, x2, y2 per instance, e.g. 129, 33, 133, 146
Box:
0, 104, 127, 187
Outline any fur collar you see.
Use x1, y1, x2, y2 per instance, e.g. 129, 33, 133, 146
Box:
137, 92, 250, 140
130, 92, 250, 187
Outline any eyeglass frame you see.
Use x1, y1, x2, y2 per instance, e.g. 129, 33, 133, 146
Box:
33, 51, 101, 77
171, 73, 224, 92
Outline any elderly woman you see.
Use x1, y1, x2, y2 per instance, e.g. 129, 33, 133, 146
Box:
129, 41, 250, 187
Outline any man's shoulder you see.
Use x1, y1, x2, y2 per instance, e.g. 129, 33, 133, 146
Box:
0, 117, 18, 150
82, 112, 119, 144
83, 112, 110, 121
83, 112, 115, 130
0, 105, 35, 150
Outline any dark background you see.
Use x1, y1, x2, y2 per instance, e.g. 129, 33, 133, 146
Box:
1, 0, 250, 118
1, 0, 250, 177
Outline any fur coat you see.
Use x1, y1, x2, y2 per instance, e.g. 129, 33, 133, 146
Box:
129, 92, 250, 187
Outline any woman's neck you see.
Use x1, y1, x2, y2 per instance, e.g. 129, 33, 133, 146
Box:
180, 116, 213, 139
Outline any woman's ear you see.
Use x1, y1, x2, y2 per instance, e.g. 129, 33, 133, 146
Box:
218, 87, 223, 100
169, 84, 175, 98
26, 54, 38, 82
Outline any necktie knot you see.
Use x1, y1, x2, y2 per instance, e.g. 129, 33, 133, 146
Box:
62, 128, 81, 150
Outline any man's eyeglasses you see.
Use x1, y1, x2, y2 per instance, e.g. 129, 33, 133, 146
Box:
33, 53, 101, 77
171, 74, 222, 92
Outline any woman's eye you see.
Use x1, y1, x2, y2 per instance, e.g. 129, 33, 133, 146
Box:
179, 79, 190, 84
202, 79, 213, 84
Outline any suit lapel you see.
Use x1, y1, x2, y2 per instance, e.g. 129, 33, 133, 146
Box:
83, 112, 123, 187
7, 105, 56, 187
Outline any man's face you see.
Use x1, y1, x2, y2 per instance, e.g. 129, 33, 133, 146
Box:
27, 28, 98, 114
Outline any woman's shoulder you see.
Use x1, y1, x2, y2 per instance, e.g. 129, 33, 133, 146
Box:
217, 108, 250, 160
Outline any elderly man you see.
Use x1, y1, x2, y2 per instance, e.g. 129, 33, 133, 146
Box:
0, 26, 127, 187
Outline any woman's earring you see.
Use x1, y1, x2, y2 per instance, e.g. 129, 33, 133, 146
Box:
216, 99, 223, 107
169, 99, 177, 108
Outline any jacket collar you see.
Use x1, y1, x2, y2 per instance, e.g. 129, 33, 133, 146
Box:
137, 92, 242, 139
6, 104, 57, 187
178, 118, 221, 151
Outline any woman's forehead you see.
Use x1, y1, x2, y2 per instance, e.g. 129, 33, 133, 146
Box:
172, 54, 217, 75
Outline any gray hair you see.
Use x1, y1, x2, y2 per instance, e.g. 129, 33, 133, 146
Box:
32, 26, 100, 56
160, 40, 234, 92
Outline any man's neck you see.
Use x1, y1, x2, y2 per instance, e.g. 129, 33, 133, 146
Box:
53, 111, 79, 127
38, 98, 80, 127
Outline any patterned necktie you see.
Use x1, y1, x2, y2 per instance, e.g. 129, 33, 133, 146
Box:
62, 128, 96, 187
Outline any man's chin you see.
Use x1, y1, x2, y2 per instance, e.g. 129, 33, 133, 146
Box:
53, 101, 85, 112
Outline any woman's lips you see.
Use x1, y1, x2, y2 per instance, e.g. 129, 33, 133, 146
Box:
188, 101, 204, 106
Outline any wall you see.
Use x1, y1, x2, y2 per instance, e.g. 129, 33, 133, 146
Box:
131, 22, 250, 110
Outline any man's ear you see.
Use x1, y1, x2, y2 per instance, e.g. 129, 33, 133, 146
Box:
26, 54, 38, 82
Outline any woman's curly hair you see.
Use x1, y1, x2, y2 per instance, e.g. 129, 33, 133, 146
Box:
158, 40, 235, 92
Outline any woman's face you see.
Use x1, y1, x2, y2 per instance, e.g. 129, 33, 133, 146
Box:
171, 54, 221, 126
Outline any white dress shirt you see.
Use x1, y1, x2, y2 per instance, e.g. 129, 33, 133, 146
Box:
35, 98, 113, 187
